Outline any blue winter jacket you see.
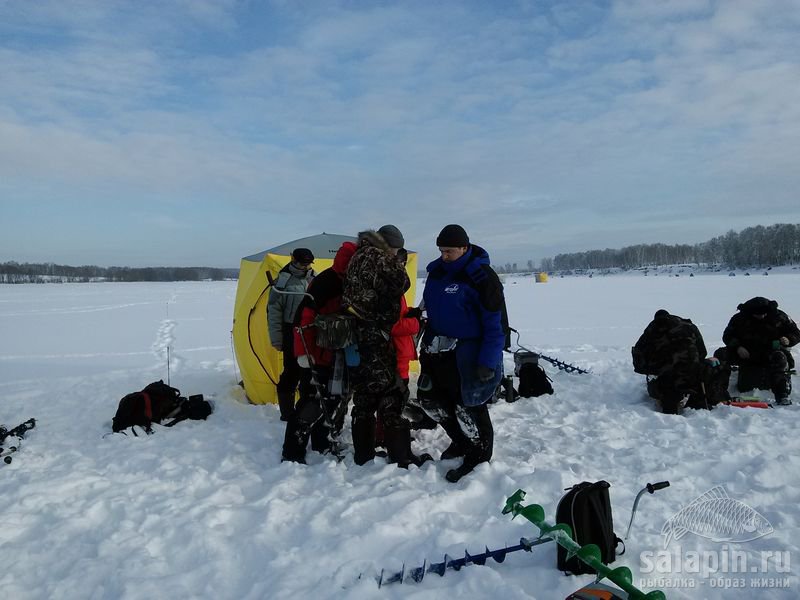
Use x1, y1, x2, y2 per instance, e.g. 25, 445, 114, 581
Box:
422, 245, 505, 405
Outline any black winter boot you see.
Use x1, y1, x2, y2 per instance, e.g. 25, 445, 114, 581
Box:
281, 419, 310, 464
446, 405, 493, 483
438, 416, 470, 460
385, 425, 433, 468
352, 414, 377, 465
281, 395, 323, 463
277, 391, 296, 422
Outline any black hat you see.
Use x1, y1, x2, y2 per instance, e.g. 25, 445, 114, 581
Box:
436, 224, 469, 247
378, 224, 405, 249
291, 248, 314, 264
654, 309, 670, 319
738, 296, 777, 315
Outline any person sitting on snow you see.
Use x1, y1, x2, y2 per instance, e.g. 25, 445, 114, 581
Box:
716, 296, 799, 405
632, 309, 730, 414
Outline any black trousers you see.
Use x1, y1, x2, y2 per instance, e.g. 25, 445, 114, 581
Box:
418, 350, 493, 464
715, 347, 792, 400
277, 323, 312, 397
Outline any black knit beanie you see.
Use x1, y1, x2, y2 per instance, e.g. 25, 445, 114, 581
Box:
436, 224, 469, 247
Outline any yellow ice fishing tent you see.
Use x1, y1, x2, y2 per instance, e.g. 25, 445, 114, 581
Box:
232, 233, 419, 405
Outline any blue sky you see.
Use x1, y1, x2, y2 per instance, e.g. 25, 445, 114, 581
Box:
1, 0, 799, 268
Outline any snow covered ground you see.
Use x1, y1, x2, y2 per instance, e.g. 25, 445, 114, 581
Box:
1, 275, 798, 599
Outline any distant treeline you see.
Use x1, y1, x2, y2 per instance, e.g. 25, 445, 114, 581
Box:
540, 223, 800, 272
0, 262, 239, 284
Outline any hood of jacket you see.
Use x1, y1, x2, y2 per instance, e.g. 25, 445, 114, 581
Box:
738, 296, 778, 315
332, 241, 357, 275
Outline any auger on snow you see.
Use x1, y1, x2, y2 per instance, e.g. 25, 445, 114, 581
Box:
508, 328, 591, 374
502, 488, 666, 600
373, 482, 670, 599
377, 537, 552, 587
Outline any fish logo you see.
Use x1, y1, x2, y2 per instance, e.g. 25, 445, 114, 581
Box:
444, 284, 459, 294
661, 486, 773, 548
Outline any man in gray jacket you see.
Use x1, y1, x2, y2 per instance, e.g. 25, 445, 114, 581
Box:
268, 248, 315, 420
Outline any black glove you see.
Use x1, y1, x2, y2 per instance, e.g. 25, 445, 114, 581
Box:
476, 365, 495, 383
405, 306, 423, 320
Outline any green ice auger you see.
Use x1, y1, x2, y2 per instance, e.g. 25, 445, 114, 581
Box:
503, 490, 666, 600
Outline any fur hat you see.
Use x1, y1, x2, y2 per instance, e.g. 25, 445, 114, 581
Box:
436, 224, 469, 248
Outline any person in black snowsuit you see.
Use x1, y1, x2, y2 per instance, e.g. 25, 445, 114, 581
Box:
716, 297, 799, 405
632, 309, 730, 414
418, 224, 505, 482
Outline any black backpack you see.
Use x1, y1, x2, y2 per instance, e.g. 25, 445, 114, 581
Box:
515, 351, 554, 397
112, 381, 212, 433
556, 480, 624, 575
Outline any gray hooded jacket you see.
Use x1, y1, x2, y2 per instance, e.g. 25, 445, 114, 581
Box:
267, 263, 313, 348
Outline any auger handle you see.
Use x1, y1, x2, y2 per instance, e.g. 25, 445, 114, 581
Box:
625, 481, 670, 540
647, 481, 670, 493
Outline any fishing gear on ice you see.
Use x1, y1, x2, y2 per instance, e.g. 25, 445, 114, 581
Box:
508, 327, 590, 375
371, 482, 669, 599
0, 418, 37, 465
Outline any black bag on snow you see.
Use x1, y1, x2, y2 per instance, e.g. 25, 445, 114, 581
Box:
556, 480, 624, 575
163, 394, 213, 427
515, 351, 554, 397
112, 380, 182, 432
112, 381, 212, 433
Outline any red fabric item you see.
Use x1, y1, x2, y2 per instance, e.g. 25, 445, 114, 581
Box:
294, 242, 357, 367
391, 295, 420, 379
141, 391, 152, 422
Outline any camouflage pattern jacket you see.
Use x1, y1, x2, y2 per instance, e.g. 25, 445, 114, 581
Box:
723, 297, 800, 363
632, 311, 707, 376
341, 230, 410, 327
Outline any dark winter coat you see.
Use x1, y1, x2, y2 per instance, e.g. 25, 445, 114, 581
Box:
632, 310, 707, 376
422, 244, 505, 406
722, 297, 800, 364
341, 230, 410, 326
293, 242, 357, 367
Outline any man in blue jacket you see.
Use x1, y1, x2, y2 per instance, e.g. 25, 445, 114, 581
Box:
419, 224, 505, 482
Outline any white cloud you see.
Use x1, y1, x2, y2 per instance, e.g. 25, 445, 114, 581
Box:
1, 0, 799, 267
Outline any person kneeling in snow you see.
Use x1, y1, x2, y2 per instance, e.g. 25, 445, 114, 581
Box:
716, 296, 799, 405
632, 309, 730, 414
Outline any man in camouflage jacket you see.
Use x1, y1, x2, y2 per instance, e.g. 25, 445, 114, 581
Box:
341, 225, 429, 467
719, 296, 799, 404
633, 309, 729, 413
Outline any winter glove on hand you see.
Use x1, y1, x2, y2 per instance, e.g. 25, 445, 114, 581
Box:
737, 346, 750, 360
476, 365, 495, 383
405, 306, 423, 320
